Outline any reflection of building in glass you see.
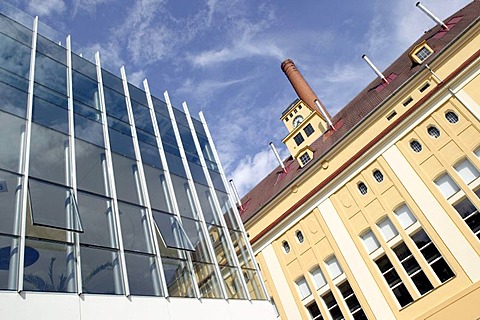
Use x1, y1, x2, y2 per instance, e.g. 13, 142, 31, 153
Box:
241, 2, 480, 320
0, 4, 273, 319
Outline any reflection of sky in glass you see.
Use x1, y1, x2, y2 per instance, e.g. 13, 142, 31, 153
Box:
0, 111, 24, 173
0, 32, 30, 79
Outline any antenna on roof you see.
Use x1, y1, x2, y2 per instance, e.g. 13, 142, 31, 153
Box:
362, 54, 388, 84
314, 100, 335, 130
416, 2, 449, 30
229, 179, 244, 211
269, 142, 287, 173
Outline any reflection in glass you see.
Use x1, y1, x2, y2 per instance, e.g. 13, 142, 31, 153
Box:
193, 262, 222, 298
0, 111, 25, 173
181, 218, 212, 263
242, 268, 267, 300
71, 53, 97, 80
161, 257, 196, 298
32, 96, 68, 133
33, 82, 68, 110
72, 70, 99, 109
221, 265, 246, 299
132, 102, 154, 135
103, 86, 128, 122
0, 14, 32, 46
77, 192, 117, 248
23, 238, 75, 293
139, 139, 162, 168
151, 210, 194, 251
143, 165, 170, 212
230, 230, 254, 269
0, 32, 31, 78
34, 52, 67, 95
195, 182, 220, 225
111, 153, 142, 205
80, 245, 124, 295
208, 224, 235, 267
124, 251, 161, 296
118, 201, 152, 254
108, 127, 136, 160
165, 152, 186, 178
0, 234, 19, 290
36, 34, 66, 63
0, 170, 22, 235
0, 79, 28, 117
29, 179, 83, 232
74, 107, 104, 147
75, 139, 108, 196
170, 174, 197, 219
215, 190, 240, 230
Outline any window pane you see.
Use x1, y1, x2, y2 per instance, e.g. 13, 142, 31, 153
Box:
77, 191, 118, 248
124, 251, 161, 296
193, 261, 222, 298
0, 78, 28, 117
0, 170, 22, 235
311, 267, 327, 289
74, 112, 104, 147
29, 179, 82, 232
161, 257, 196, 298
103, 86, 128, 122
132, 101, 154, 135
139, 139, 162, 168
72, 70, 99, 109
411, 271, 433, 295
242, 268, 267, 300
34, 53, 67, 95
325, 256, 343, 279
454, 159, 479, 184
222, 265, 246, 299
0, 234, 19, 290
32, 96, 68, 133
181, 217, 213, 263
431, 259, 455, 282
170, 174, 197, 219
80, 245, 124, 294
394, 205, 417, 229
378, 218, 398, 241
23, 238, 75, 293
143, 165, 171, 212
151, 209, 194, 251
361, 230, 380, 253
0, 32, 31, 78
110, 153, 142, 205
229, 229, 255, 269
215, 189, 241, 230
118, 202, 152, 254
0, 111, 24, 173
195, 182, 221, 225
208, 225, 235, 267
435, 174, 459, 198
165, 151, 187, 178
392, 284, 413, 307
75, 139, 108, 196
29, 123, 67, 184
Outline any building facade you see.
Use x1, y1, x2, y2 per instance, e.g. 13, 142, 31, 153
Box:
241, 2, 480, 319
0, 3, 273, 319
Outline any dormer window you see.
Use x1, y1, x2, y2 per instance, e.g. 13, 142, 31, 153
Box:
300, 152, 311, 166
409, 41, 433, 64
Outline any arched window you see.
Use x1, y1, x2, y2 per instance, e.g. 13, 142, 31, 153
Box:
445, 111, 459, 124
282, 241, 290, 253
358, 182, 368, 195
410, 140, 422, 153
373, 170, 384, 182
427, 126, 440, 138
296, 230, 304, 243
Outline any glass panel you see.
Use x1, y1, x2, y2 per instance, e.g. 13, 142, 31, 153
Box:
23, 238, 75, 293
102, 70, 124, 94
210, 169, 226, 192
124, 251, 161, 296
435, 173, 460, 198
378, 217, 398, 241
139, 139, 162, 168
36, 34, 66, 63
161, 257, 196, 298
221, 265, 246, 299
132, 101, 154, 135
165, 152, 187, 178
325, 256, 343, 279
103, 86, 128, 123
0, 32, 31, 78
80, 245, 124, 294
189, 161, 208, 185
29, 179, 82, 232
72, 70, 99, 109
108, 120, 136, 160
242, 268, 267, 300
193, 261, 222, 298
0, 111, 25, 173
195, 182, 220, 225
0, 169, 22, 235
173, 108, 189, 128
322, 291, 343, 320
152, 96, 169, 118
229, 229, 255, 268
411, 271, 433, 295
151, 209, 194, 251
181, 217, 212, 263
156, 114, 177, 146
0, 78, 28, 117
454, 197, 478, 219
75, 139, 108, 195
71, 53, 97, 80
208, 224, 235, 267
296, 277, 311, 299
361, 230, 380, 254
118, 201, 152, 254
307, 302, 323, 320
431, 259, 455, 282
0, 234, 19, 290
128, 83, 148, 106
110, 153, 142, 205
394, 205, 417, 229
311, 267, 327, 289
77, 191, 118, 248
170, 174, 197, 219
34, 52, 67, 95
454, 159, 479, 184
143, 165, 170, 212
0, 66, 28, 92
0, 14, 32, 46
29, 123, 67, 184
215, 189, 241, 230
392, 284, 413, 307
192, 118, 206, 137
32, 96, 68, 133
178, 124, 198, 156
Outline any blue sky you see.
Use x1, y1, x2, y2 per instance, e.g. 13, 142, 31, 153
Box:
9, 0, 472, 196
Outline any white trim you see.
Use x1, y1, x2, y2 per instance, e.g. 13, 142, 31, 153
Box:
262, 245, 302, 319
454, 90, 480, 121
383, 145, 480, 282
317, 199, 396, 320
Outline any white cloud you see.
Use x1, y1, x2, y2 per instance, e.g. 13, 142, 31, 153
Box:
177, 75, 255, 100
71, 0, 114, 17
26, 0, 65, 16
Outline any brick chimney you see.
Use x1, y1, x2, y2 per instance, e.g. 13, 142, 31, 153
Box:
281, 59, 332, 123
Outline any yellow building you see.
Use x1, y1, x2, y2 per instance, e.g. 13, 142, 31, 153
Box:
240, 2, 480, 319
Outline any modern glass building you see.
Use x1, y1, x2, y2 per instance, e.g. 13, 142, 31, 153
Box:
0, 3, 273, 319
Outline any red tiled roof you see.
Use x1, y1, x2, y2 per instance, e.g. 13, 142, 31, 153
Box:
240, 0, 480, 224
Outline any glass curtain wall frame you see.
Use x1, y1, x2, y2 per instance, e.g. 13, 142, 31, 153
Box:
182, 101, 253, 300
142, 80, 200, 298
197, 111, 269, 300
163, 92, 228, 299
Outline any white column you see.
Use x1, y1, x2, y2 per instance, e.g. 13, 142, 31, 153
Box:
384, 145, 480, 282
317, 199, 396, 320
261, 245, 302, 320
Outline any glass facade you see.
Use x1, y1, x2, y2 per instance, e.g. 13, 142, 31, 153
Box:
0, 10, 266, 301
